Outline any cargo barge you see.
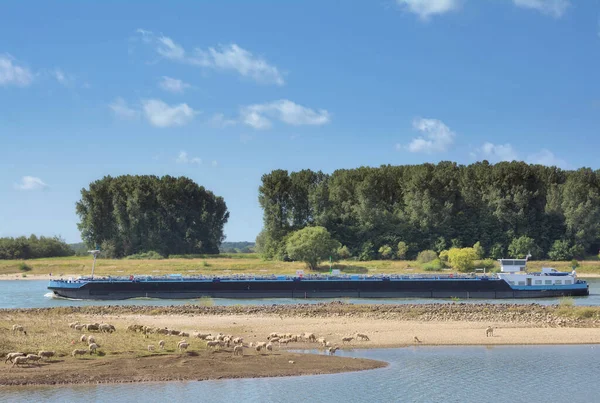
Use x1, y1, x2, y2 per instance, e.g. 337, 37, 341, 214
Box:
48, 258, 589, 300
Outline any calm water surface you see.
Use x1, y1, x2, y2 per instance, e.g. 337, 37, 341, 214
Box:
2, 346, 599, 403
0, 279, 599, 309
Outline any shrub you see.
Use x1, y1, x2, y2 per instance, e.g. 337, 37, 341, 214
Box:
358, 241, 375, 262
447, 247, 477, 272
417, 250, 438, 264
18, 262, 32, 272
337, 245, 352, 260
489, 243, 505, 259
422, 258, 444, 271
473, 241, 485, 259
548, 240, 571, 261
439, 250, 449, 263
571, 259, 579, 268
125, 251, 164, 260
478, 259, 496, 270
378, 245, 393, 260
396, 241, 408, 260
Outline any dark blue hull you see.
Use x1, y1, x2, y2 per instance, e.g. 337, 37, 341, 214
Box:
48, 277, 590, 300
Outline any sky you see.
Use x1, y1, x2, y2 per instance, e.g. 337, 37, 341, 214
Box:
1, 0, 599, 244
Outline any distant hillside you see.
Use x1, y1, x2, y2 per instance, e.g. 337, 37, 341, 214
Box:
219, 242, 255, 253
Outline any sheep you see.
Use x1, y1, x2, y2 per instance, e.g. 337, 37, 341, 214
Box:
5, 352, 25, 364
316, 337, 326, 345
88, 343, 98, 355
414, 336, 421, 343
180, 332, 190, 338
11, 356, 29, 368
159, 340, 165, 350
342, 337, 354, 344
169, 329, 181, 336
486, 326, 494, 337
279, 338, 291, 346
88, 336, 96, 344
72, 349, 87, 357
38, 351, 55, 360
80, 335, 88, 343
178, 342, 189, 352
265, 343, 273, 353
99, 324, 115, 333
268, 332, 279, 340
86, 324, 100, 332
69, 321, 80, 329
157, 328, 170, 335
127, 324, 142, 332
233, 345, 244, 356
206, 340, 221, 348
232, 337, 243, 345
12, 324, 26, 335
328, 346, 339, 355
26, 354, 42, 365
269, 337, 280, 343
304, 333, 316, 342
356, 333, 370, 341
255, 345, 263, 353
148, 345, 155, 351
74, 324, 85, 331
288, 360, 295, 364
196, 333, 211, 340
256, 342, 267, 349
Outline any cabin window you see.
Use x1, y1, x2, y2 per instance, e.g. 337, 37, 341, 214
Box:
565, 280, 571, 285
535, 280, 542, 285
545, 280, 552, 285
555, 280, 562, 285
508, 281, 515, 285
518, 281, 525, 286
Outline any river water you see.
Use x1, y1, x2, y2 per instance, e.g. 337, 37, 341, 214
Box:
1, 278, 599, 309
2, 345, 599, 402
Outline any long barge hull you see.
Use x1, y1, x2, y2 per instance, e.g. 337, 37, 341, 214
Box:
48, 278, 590, 300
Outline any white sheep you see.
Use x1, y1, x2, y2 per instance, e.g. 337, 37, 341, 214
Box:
74, 324, 85, 331
206, 340, 220, 348
148, 345, 155, 351
178, 342, 189, 352
38, 351, 55, 360
72, 349, 87, 357
69, 321, 80, 329
80, 335, 88, 343
11, 356, 29, 368
88, 343, 98, 355
269, 337, 280, 343
233, 345, 244, 356
12, 324, 26, 335
486, 326, 494, 337
232, 337, 243, 345
159, 340, 165, 350
304, 333, 316, 342
5, 352, 25, 364
99, 323, 115, 333
26, 354, 42, 365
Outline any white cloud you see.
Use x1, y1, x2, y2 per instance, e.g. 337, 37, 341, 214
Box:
396, 0, 460, 20
526, 148, 567, 168
209, 113, 237, 128
142, 99, 197, 128
512, 0, 570, 18
158, 76, 191, 93
136, 30, 284, 85
0, 54, 33, 87
15, 176, 48, 190
402, 118, 456, 153
473, 142, 519, 162
176, 151, 201, 165
109, 97, 140, 120
240, 99, 330, 130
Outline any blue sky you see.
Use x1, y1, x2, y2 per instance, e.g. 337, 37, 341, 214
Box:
1, 0, 599, 244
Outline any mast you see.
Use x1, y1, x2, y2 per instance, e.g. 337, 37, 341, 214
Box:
88, 249, 100, 279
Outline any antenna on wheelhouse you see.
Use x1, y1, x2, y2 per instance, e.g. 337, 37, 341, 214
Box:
88, 249, 100, 279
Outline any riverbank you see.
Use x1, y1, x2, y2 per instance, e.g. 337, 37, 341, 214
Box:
2, 303, 600, 386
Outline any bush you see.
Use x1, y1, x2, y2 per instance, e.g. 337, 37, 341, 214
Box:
439, 250, 449, 262
447, 247, 477, 272
478, 258, 496, 270
337, 245, 352, 260
548, 240, 572, 261
473, 241, 484, 259
18, 262, 32, 272
378, 244, 393, 259
358, 241, 375, 262
571, 259, 579, 268
417, 250, 438, 264
489, 243, 505, 259
422, 258, 444, 271
396, 241, 408, 260
125, 251, 164, 260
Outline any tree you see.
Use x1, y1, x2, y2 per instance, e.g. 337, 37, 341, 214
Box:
417, 250, 438, 263
76, 175, 229, 257
488, 243, 505, 259
473, 241, 485, 259
285, 226, 341, 270
447, 247, 477, 272
508, 236, 538, 259
396, 241, 408, 260
337, 245, 352, 260
548, 240, 572, 261
379, 245, 393, 259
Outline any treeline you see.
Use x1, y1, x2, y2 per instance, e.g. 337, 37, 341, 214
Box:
219, 242, 255, 254
257, 161, 600, 261
0, 235, 74, 259
76, 175, 229, 258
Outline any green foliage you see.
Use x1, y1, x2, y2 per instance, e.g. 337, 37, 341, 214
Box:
378, 244, 393, 259
473, 241, 484, 259
439, 249, 449, 262
76, 175, 229, 258
0, 235, 74, 260
570, 244, 585, 259
285, 226, 341, 270
417, 250, 438, 263
337, 245, 352, 260
396, 242, 408, 260
508, 236, 538, 259
548, 240, 572, 261
125, 251, 164, 260
422, 258, 444, 271
447, 247, 477, 272
571, 259, 579, 268
358, 241, 375, 261
219, 242, 255, 253
478, 259, 496, 270
258, 162, 600, 261
18, 262, 32, 272
99, 240, 118, 259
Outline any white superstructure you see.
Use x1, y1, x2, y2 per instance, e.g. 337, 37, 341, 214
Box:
496, 258, 578, 288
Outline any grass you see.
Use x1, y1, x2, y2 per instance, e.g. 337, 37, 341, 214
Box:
1, 255, 600, 277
